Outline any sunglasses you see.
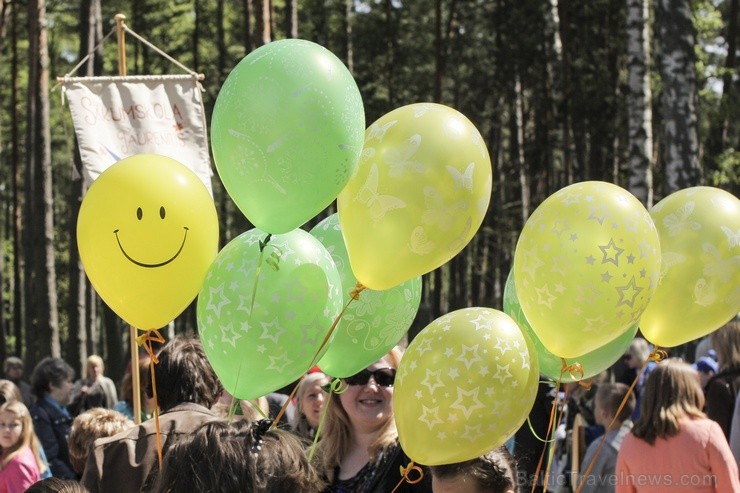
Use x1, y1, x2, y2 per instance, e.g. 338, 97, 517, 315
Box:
343, 368, 396, 387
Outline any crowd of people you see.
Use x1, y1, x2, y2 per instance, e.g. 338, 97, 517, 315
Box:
0, 319, 736, 492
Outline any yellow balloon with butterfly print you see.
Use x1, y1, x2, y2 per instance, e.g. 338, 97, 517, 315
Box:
337, 103, 492, 290
640, 187, 740, 348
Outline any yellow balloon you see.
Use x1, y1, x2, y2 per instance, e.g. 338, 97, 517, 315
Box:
394, 308, 539, 465
513, 181, 660, 358
77, 154, 219, 330
337, 103, 492, 290
640, 187, 740, 347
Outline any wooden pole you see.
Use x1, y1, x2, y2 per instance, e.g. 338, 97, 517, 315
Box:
115, 13, 141, 424
115, 14, 127, 76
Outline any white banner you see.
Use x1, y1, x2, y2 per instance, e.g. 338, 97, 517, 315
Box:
62, 75, 212, 194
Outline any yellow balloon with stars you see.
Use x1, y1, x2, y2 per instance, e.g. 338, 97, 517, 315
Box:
394, 308, 539, 466
513, 181, 661, 358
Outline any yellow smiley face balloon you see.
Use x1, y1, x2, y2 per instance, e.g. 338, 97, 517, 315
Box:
77, 154, 219, 330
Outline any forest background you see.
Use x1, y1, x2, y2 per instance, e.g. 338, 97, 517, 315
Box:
0, 0, 736, 383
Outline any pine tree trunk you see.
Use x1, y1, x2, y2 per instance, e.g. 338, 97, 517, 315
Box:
344, 0, 354, 73
26, 0, 59, 360
10, 1, 22, 359
285, 0, 297, 38
656, 0, 701, 193
626, 0, 654, 206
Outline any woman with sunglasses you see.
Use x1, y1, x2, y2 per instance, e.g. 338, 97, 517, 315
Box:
316, 348, 433, 493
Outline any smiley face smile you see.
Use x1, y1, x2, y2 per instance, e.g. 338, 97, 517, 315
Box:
114, 227, 189, 268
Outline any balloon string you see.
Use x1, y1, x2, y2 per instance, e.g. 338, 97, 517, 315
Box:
248, 234, 273, 319
530, 359, 575, 493
574, 347, 665, 493
270, 283, 365, 431
307, 379, 345, 462
390, 461, 424, 492
529, 381, 560, 493
136, 329, 165, 469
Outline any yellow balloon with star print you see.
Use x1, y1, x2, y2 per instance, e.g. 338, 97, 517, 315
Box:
513, 181, 660, 358
394, 307, 539, 465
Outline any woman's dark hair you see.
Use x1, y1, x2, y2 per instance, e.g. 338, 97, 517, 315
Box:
431, 446, 519, 493
146, 335, 222, 410
152, 419, 325, 493
30, 357, 75, 398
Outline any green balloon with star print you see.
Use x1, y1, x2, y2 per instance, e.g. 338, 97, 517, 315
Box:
197, 227, 343, 399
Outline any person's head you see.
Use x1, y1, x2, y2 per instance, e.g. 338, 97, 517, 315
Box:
0, 400, 45, 471
691, 356, 719, 388
147, 335, 222, 411
318, 347, 403, 473
30, 357, 75, 405
292, 372, 330, 436
593, 383, 635, 427
25, 478, 90, 493
153, 419, 324, 493
0, 379, 22, 405
430, 446, 518, 493
624, 338, 651, 369
120, 356, 153, 411
68, 408, 134, 474
632, 358, 705, 445
3, 357, 24, 382
85, 355, 105, 381
710, 319, 740, 372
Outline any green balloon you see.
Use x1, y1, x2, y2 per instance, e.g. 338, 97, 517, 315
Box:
197, 228, 343, 399
310, 214, 422, 378
211, 39, 365, 234
503, 270, 637, 382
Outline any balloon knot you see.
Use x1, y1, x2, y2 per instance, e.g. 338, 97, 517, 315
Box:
399, 461, 424, 485
349, 282, 365, 300
561, 358, 586, 384
648, 348, 667, 362
322, 377, 348, 395
136, 329, 165, 364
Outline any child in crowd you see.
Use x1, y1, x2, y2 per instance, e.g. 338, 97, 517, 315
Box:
578, 383, 635, 493
151, 419, 324, 492
67, 408, 133, 475
0, 400, 47, 492
430, 446, 518, 493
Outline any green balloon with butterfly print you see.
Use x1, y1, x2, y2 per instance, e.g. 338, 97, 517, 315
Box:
337, 103, 492, 291
310, 213, 422, 378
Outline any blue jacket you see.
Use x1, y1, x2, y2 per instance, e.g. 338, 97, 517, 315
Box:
30, 397, 76, 479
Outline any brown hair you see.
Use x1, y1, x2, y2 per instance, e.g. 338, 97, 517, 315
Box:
595, 382, 635, 423
152, 419, 324, 493
631, 359, 705, 445
25, 478, 90, 492
710, 319, 740, 372
0, 400, 46, 474
430, 446, 518, 493
316, 347, 403, 478
147, 336, 222, 411
67, 408, 133, 474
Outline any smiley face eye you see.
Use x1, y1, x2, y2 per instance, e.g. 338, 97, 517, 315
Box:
160, 206, 166, 219
137, 207, 143, 220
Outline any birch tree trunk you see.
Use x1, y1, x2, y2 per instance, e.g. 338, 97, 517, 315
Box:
626, 0, 654, 206
656, 0, 701, 193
